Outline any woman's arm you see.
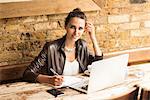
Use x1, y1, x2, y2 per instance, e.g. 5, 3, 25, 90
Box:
85, 22, 102, 56
23, 42, 64, 86
23, 43, 48, 82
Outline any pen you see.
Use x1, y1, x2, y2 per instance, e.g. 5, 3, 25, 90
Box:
50, 68, 59, 75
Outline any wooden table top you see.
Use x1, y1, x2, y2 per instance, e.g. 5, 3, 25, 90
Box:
1, 63, 150, 100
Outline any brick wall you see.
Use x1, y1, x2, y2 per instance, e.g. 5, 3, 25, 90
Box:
102, 0, 150, 51
1, 0, 150, 66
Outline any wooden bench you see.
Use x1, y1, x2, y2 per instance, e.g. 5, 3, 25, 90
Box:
104, 47, 150, 66
1, 47, 150, 82
0, 62, 30, 83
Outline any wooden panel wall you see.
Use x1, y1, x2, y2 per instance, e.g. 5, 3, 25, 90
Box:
0, 0, 101, 18
92, 0, 106, 8
104, 47, 150, 65
0, 0, 31, 3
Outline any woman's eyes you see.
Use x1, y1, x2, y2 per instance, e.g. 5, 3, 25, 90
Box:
79, 27, 83, 30
70, 26, 83, 30
70, 26, 75, 29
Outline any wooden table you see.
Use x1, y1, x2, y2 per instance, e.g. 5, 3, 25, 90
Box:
0, 82, 87, 100
1, 63, 150, 100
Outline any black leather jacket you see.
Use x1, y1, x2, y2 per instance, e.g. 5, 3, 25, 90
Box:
23, 35, 103, 82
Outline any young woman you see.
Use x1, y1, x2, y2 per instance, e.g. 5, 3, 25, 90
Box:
23, 8, 103, 86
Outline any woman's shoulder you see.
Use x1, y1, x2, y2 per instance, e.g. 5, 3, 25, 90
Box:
45, 36, 65, 48
76, 39, 88, 49
77, 39, 87, 46
45, 39, 59, 46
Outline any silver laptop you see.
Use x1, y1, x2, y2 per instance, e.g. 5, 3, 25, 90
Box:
70, 54, 129, 94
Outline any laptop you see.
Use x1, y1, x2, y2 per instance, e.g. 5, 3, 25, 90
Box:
69, 54, 129, 94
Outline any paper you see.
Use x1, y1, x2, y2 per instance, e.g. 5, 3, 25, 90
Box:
60, 76, 85, 87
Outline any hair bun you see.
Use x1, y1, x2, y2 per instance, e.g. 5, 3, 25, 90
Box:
65, 8, 87, 27
72, 8, 81, 12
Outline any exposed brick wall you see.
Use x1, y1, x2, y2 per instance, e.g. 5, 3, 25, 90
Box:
0, 12, 99, 66
102, 0, 150, 52
1, 0, 150, 66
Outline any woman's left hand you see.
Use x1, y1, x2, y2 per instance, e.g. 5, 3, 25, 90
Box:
85, 21, 102, 56
85, 21, 96, 40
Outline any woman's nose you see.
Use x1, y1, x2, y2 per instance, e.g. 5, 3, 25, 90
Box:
75, 29, 79, 34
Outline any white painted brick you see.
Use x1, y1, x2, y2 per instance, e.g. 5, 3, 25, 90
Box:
144, 21, 150, 28
22, 17, 35, 23
131, 30, 141, 37
108, 14, 130, 24
119, 22, 140, 30
36, 16, 48, 22
132, 13, 150, 21
131, 29, 150, 37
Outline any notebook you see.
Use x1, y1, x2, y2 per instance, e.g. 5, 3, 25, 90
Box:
69, 54, 129, 94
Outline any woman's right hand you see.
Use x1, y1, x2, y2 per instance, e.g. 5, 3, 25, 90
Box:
48, 75, 64, 86
36, 74, 64, 86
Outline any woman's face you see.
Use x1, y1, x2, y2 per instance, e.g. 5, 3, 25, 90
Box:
65, 17, 85, 42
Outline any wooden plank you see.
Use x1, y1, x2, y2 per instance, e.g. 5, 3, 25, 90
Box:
0, 0, 101, 18
104, 47, 150, 65
0, 62, 30, 81
0, 0, 31, 3
0, 82, 81, 100
0, 82, 49, 95
92, 0, 106, 8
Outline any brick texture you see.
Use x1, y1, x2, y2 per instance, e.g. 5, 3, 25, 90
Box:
1, 0, 150, 66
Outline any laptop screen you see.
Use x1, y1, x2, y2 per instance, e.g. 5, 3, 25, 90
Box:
87, 54, 129, 94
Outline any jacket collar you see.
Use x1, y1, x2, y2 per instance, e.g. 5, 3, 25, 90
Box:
57, 35, 66, 51
58, 34, 81, 52
57, 35, 86, 73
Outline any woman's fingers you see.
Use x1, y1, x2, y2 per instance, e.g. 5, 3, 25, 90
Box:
52, 75, 64, 86
85, 22, 95, 33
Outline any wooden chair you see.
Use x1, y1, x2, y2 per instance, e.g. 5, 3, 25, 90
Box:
139, 83, 150, 100
140, 88, 150, 100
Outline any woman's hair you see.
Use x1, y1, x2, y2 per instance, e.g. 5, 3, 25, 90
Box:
65, 8, 87, 27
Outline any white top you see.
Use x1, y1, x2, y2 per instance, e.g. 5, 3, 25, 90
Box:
63, 59, 79, 76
